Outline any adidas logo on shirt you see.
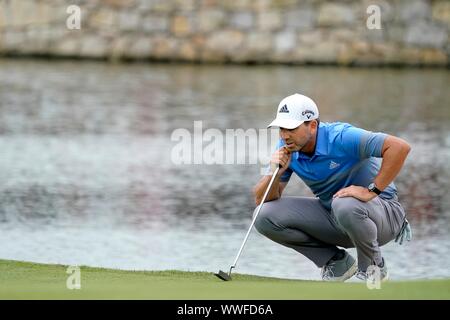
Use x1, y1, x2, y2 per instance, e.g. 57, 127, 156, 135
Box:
329, 161, 340, 169
279, 104, 289, 113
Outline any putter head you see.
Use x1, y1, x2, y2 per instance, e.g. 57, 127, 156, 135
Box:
214, 270, 232, 281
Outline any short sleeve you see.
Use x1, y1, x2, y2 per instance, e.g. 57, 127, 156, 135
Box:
338, 125, 388, 159
264, 138, 293, 182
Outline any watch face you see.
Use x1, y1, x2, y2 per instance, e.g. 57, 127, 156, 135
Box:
368, 183, 381, 195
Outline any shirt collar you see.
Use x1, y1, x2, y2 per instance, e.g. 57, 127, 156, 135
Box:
295, 122, 327, 160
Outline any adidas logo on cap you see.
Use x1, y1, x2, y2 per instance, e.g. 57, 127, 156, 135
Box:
279, 105, 289, 113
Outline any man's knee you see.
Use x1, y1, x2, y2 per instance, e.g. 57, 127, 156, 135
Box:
331, 197, 368, 228
253, 202, 280, 236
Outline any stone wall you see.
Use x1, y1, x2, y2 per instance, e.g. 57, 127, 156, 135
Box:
0, 0, 449, 66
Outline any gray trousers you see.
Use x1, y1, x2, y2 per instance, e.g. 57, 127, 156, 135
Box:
253, 196, 406, 271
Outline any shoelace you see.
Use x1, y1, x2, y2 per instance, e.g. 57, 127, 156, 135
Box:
321, 262, 336, 280
355, 271, 367, 281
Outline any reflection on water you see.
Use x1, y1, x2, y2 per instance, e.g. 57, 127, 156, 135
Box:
0, 59, 449, 280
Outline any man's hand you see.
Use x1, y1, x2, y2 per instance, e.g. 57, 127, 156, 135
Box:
270, 146, 291, 174
333, 185, 377, 202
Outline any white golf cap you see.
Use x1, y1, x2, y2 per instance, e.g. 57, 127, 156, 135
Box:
267, 93, 319, 129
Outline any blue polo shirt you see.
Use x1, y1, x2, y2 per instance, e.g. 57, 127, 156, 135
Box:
267, 122, 397, 210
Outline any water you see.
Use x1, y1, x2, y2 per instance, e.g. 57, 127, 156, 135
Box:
0, 59, 449, 281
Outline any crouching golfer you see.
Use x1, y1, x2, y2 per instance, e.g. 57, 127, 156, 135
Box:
253, 93, 412, 282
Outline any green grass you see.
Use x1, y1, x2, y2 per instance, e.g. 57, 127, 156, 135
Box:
0, 259, 449, 299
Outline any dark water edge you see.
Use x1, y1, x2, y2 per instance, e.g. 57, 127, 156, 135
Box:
1, 54, 449, 68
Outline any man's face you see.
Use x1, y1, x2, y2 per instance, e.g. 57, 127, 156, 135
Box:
279, 122, 315, 153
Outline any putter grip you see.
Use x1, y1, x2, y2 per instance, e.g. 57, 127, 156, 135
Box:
271, 162, 282, 172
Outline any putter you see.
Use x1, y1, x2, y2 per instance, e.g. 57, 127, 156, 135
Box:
215, 165, 281, 281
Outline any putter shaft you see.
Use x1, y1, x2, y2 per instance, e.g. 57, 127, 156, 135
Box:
229, 166, 280, 272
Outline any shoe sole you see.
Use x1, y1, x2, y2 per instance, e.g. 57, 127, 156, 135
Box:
325, 259, 358, 282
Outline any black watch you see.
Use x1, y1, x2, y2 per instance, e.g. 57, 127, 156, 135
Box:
368, 183, 381, 195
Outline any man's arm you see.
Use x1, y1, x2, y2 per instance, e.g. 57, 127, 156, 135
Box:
373, 135, 411, 191
253, 176, 288, 206
334, 135, 411, 201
